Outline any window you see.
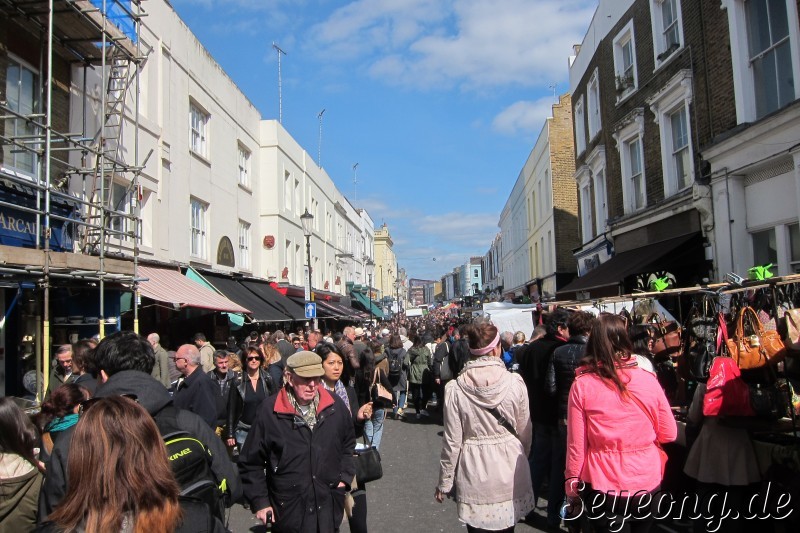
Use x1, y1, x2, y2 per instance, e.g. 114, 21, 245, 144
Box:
752, 228, 777, 265
587, 69, 601, 140
109, 182, 134, 241
574, 95, 586, 156
669, 105, 691, 190
294, 179, 300, 216
746, 0, 794, 118
723, 0, 800, 123
579, 180, 593, 243
473, 269, 479, 278
593, 169, 607, 233
790, 223, 800, 271
189, 103, 208, 156
648, 70, 695, 197
239, 221, 251, 270
284, 171, 291, 210
238, 145, 250, 187
190, 198, 208, 259
613, 20, 638, 98
4, 57, 38, 176
650, 0, 684, 67
626, 138, 646, 211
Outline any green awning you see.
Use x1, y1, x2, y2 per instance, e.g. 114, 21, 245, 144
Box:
351, 291, 384, 319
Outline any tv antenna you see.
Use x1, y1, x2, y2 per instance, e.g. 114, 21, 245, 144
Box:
317, 109, 325, 168
549, 82, 557, 102
272, 42, 287, 123
352, 163, 359, 204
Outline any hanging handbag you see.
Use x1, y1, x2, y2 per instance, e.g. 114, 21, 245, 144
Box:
749, 382, 788, 420
353, 445, 383, 483
627, 390, 668, 479
726, 306, 786, 370
685, 303, 724, 382
649, 313, 682, 359
370, 369, 393, 407
702, 356, 755, 417
784, 308, 800, 349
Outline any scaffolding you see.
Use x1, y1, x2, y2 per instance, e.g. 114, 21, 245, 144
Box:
0, 0, 148, 399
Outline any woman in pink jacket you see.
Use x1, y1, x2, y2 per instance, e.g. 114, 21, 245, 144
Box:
565, 314, 676, 533
435, 321, 534, 533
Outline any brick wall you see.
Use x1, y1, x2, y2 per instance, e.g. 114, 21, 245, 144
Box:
572, 0, 736, 233
550, 93, 580, 273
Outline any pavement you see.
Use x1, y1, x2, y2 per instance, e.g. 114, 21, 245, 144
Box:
225, 407, 690, 533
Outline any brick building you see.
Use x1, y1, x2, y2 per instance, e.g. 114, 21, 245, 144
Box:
498, 93, 579, 302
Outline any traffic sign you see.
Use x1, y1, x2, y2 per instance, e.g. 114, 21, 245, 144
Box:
305, 302, 316, 319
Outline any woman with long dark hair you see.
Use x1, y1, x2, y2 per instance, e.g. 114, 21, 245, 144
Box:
227, 345, 276, 450
0, 397, 43, 531
316, 342, 372, 533
436, 321, 534, 533
38, 396, 222, 532
564, 314, 676, 533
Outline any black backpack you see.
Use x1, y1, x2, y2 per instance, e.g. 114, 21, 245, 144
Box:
388, 350, 404, 379
154, 406, 225, 522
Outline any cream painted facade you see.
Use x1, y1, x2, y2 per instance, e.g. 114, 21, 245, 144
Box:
374, 224, 397, 301
66, 0, 373, 294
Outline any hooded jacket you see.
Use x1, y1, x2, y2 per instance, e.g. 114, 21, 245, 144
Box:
1, 454, 42, 531
437, 357, 533, 505
238, 387, 356, 533
94, 371, 242, 503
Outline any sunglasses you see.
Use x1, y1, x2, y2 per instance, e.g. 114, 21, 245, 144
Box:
246, 356, 262, 362
79, 393, 138, 415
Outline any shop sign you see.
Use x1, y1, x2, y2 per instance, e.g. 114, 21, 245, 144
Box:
0, 208, 72, 251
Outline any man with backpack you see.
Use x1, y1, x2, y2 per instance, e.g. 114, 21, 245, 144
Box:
38, 331, 242, 523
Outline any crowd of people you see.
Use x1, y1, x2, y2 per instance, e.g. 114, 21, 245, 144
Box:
5, 304, 765, 533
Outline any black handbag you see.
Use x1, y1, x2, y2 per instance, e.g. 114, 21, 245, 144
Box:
353, 446, 383, 483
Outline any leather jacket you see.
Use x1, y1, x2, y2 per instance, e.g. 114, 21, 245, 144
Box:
226, 369, 275, 439
545, 335, 588, 421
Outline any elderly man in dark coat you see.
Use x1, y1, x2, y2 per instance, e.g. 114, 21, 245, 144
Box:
239, 351, 356, 532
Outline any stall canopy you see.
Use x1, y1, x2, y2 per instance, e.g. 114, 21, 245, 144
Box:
350, 291, 384, 319
482, 302, 536, 340
137, 265, 250, 314
557, 233, 704, 299
239, 280, 306, 321
201, 273, 291, 322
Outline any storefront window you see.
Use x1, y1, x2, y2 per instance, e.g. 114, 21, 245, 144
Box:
789, 223, 800, 271
752, 228, 777, 265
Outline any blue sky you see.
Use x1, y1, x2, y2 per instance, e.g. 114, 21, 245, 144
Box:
170, 0, 596, 281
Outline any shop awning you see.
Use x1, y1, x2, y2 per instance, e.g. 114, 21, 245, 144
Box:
351, 291, 384, 319
328, 300, 369, 320
240, 280, 306, 321
201, 273, 292, 322
557, 233, 703, 298
137, 265, 250, 314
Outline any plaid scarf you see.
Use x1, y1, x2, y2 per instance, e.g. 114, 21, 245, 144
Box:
323, 380, 352, 415
287, 388, 320, 430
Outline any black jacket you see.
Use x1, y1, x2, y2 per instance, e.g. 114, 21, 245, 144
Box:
546, 335, 588, 421
95, 371, 242, 503
208, 369, 239, 427
173, 368, 219, 428
71, 372, 97, 395
238, 387, 356, 533
37, 426, 76, 521
226, 369, 275, 439
516, 335, 566, 426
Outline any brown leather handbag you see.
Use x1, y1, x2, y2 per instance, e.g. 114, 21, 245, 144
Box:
649, 313, 682, 359
726, 306, 786, 370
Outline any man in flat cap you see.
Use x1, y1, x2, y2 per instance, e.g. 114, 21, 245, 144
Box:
239, 351, 356, 532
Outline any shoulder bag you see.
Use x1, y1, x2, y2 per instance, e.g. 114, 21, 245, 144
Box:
649, 313, 682, 360
626, 389, 668, 479
370, 368, 393, 407
354, 421, 383, 483
726, 306, 786, 370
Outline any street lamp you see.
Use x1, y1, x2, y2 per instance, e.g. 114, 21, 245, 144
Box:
300, 209, 313, 302
365, 258, 375, 325
394, 280, 402, 314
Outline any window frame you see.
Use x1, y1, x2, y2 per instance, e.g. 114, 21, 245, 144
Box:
613, 111, 647, 214
3, 55, 40, 178
239, 220, 251, 271
722, 0, 800, 123
189, 101, 209, 157
587, 69, 602, 140
613, 20, 638, 100
650, 0, 685, 69
237, 144, 251, 188
189, 197, 209, 260
577, 167, 594, 243
647, 69, 695, 198
574, 94, 586, 156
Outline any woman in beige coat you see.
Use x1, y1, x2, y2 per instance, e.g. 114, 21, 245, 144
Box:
435, 321, 534, 533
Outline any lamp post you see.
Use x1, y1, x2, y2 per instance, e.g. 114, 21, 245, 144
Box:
365, 258, 375, 326
394, 280, 402, 315
300, 209, 314, 305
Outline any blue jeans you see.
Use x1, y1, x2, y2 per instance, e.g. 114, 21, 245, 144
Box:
393, 390, 407, 416
530, 422, 561, 525
363, 408, 385, 450
234, 423, 250, 449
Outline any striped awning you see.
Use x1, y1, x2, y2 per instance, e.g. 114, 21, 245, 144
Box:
137, 265, 250, 314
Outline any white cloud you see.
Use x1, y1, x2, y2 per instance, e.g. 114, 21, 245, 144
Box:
309, 0, 595, 92
492, 96, 555, 136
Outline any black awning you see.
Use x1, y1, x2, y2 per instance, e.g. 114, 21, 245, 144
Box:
202, 274, 290, 322
557, 233, 704, 298
240, 280, 306, 321
289, 296, 342, 318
